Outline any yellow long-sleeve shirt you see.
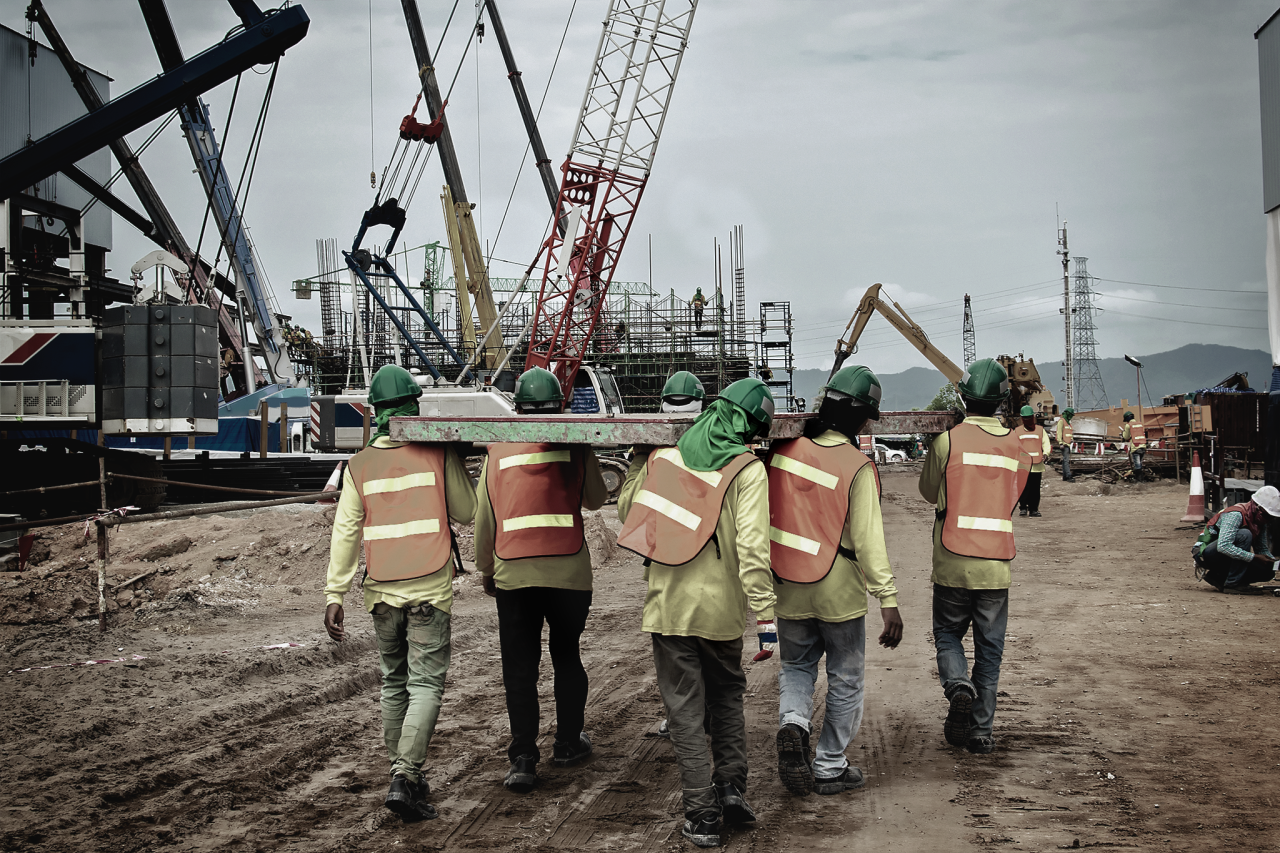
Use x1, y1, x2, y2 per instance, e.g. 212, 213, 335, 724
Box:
1014, 425, 1052, 474
773, 431, 898, 622
618, 447, 776, 640
918, 416, 1013, 590
325, 438, 478, 613
1054, 418, 1072, 446
475, 447, 607, 591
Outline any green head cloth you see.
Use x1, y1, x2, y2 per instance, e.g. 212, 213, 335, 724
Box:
676, 397, 754, 472
370, 398, 419, 445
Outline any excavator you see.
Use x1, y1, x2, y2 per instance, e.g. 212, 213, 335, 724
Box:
830, 284, 1055, 425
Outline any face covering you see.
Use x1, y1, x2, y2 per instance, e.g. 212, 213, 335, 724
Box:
370, 399, 420, 445
660, 399, 703, 414
675, 398, 755, 472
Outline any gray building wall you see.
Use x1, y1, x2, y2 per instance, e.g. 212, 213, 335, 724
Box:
0, 23, 112, 249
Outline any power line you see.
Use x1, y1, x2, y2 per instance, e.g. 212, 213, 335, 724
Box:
1094, 277, 1264, 294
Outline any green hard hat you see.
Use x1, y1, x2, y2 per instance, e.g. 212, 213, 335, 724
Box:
368, 364, 422, 407
957, 358, 1010, 403
1020, 405, 1034, 417
1123, 410, 1134, 421
662, 371, 705, 404
1063, 407, 1075, 418
513, 366, 564, 406
823, 365, 882, 421
720, 377, 775, 438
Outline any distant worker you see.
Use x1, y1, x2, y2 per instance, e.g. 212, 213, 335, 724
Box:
1054, 408, 1075, 482
1121, 411, 1148, 481
768, 366, 903, 797
918, 359, 1029, 755
691, 287, 707, 329
324, 364, 478, 822
1014, 406, 1050, 517
475, 366, 608, 793
758, 362, 774, 383
616, 378, 778, 848
1193, 485, 1280, 593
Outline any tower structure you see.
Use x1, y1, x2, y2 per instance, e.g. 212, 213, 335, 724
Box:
1071, 256, 1108, 410
962, 293, 976, 368
1058, 222, 1074, 409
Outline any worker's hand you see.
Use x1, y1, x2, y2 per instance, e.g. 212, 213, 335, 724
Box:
482, 574, 497, 598
878, 607, 903, 649
753, 620, 778, 662
1253, 554, 1278, 564
324, 603, 345, 642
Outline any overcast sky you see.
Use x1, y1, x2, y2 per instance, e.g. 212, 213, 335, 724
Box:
7, 0, 1279, 380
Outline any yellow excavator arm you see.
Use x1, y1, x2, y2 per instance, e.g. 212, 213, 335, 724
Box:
830, 283, 963, 385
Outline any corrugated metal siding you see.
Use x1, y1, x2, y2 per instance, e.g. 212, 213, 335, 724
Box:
1203, 392, 1267, 456
0, 24, 111, 249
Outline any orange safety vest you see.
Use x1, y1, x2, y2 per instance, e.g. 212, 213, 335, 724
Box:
486, 443, 586, 561
1207, 502, 1262, 540
767, 437, 877, 583
1058, 420, 1073, 444
1015, 425, 1046, 465
858, 434, 874, 454
1129, 422, 1147, 448
939, 423, 1030, 561
616, 447, 757, 565
348, 444, 451, 582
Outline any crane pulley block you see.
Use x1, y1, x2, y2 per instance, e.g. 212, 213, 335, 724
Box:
399, 93, 448, 144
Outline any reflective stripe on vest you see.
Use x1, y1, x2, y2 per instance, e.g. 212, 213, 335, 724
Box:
767, 437, 874, 583
1059, 422, 1073, 444
487, 442, 585, 561
1130, 422, 1147, 448
1016, 426, 1045, 464
616, 447, 757, 566
939, 423, 1029, 561
858, 435, 874, 453
348, 443, 451, 582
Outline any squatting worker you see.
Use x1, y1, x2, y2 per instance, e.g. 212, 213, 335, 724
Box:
475, 366, 607, 794
1015, 406, 1050, 518
323, 364, 477, 822
918, 358, 1030, 756
1193, 485, 1280, 593
616, 377, 778, 849
1121, 411, 1148, 481
768, 366, 903, 798
1054, 407, 1075, 482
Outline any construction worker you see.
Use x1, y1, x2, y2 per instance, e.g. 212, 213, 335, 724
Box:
918, 359, 1029, 755
323, 364, 477, 822
1054, 408, 1075, 482
475, 366, 607, 794
661, 370, 706, 414
1121, 411, 1148, 481
691, 287, 707, 329
616, 377, 777, 848
1015, 405, 1050, 517
768, 365, 902, 797
1193, 485, 1280, 593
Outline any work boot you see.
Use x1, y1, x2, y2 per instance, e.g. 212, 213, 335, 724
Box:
552, 732, 593, 767
967, 735, 996, 755
1223, 585, 1265, 596
681, 816, 722, 848
777, 723, 814, 796
657, 719, 670, 738
1029, 511, 1042, 518
385, 774, 438, 822
944, 687, 975, 748
503, 754, 538, 793
1019, 507, 1028, 517
813, 766, 866, 795
715, 783, 756, 824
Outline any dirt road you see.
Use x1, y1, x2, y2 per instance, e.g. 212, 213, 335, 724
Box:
2, 470, 1277, 851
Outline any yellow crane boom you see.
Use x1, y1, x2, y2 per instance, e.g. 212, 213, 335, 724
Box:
831, 283, 963, 385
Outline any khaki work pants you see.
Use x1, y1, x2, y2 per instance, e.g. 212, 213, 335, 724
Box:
372, 602, 452, 785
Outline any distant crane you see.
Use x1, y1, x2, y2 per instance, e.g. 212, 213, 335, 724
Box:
523, 0, 700, 402
962, 293, 976, 368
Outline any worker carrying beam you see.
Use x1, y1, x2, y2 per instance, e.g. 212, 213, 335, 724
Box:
616, 378, 778, 849
768, 365, 903, 798
323, 364, 478, 822
1193, 486, 1280, 593
918, 358, 1030, 755
1015, 406, 1051, 517
1121, 411, 1149, 481
475, 366, 607, 794
1054, 408, 1076, 482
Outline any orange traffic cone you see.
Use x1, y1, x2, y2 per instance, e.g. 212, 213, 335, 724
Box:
319, 462, 344, 505
1181, 451, 1205, 523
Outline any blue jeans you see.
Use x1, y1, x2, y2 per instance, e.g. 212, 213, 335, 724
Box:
777, 616, 865, 777
1130, 449, 1145, 472
1061, 445, 1072, 480
932, 585, 1008, 740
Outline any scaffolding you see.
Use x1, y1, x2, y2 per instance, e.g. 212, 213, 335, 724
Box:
757, 301, 798, 412
1071, 256, 1108, 410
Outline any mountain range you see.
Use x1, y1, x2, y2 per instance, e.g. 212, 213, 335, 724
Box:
791, 344, 1272, 412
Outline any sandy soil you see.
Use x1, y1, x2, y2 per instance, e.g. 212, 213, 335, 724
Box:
2, 469, 1278, 852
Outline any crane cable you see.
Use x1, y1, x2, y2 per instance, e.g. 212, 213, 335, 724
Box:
194, 72, 244, 262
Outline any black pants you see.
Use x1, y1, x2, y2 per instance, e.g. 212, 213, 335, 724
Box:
652, 633, 748, 821
494, 586, 592, 763
1018, 471, 1042, 513
1201, 529, 1273, 589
